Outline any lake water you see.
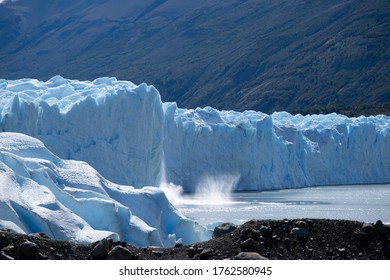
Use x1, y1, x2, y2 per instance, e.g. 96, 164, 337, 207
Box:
174, 184, 390, 227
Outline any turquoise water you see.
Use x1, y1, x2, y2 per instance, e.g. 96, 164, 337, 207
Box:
175, 184, 390, 227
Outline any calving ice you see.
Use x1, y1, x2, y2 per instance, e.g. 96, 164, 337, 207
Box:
0, 133, 209, 246
0, 76, 389, 245
1, 76, 389, 191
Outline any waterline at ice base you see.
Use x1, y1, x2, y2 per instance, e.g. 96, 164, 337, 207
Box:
0, 76, 389, 246
0, 133, 210, 247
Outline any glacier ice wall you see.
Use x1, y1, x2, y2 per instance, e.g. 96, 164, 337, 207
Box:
1, 76, 389, 192
0, 132, 208, 246
0, 76, 164, 187
164, 105, 390, 190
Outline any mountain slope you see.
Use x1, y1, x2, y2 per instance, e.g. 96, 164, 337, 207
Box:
0, 0, 389, 115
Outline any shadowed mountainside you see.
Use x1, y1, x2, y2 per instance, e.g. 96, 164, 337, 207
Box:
0, 0, 389, 116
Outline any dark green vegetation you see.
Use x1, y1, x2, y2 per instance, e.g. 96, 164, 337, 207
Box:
1, 0, 389, 116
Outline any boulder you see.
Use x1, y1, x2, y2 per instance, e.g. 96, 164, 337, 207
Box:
199, 248, 212, 260
0, 251, 14, 260
2, 245, 15, 256
91, 238, 110, 259
240, 228, 252, 241
290, 227, 309, 239
259, 225, 273, 239
375, 220, 389, 236
362, 223, 374, 234
375, 220, 384, 229
240, 238, 259, 250
352, 230, 369, 243
234, 252, 268, 260
213, 223, 237, 238
106, 245, 135, 260
18, 240, 39, 259
295, 220, 308, 228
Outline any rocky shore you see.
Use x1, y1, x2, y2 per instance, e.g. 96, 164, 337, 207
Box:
1, 219, 389, 260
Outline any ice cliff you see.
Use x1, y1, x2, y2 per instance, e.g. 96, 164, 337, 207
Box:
1, 76, 389, 192
164, 105, 390, 191
0, 76, 163, 187
0, 132, 208, 246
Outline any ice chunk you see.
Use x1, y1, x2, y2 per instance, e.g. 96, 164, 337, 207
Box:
0, 133, 207, 246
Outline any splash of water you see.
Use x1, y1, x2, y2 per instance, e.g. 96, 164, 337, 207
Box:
160, 181, 185, 204
160, 151, 240, 205
161, 174, 240, 206
194, 174, 240, 203
159, 152, 186, 204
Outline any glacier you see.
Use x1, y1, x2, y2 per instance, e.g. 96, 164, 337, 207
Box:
1, 76, 389, 192
0, 76, 164, 187
0, 76, 389, 246
165, 106, 390, 191
0, 132, 209, 246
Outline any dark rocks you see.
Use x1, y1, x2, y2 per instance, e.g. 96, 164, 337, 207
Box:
55, 253, 64, 260
240, 228, 261, 241
91, 238, 110, 259
240, 228, 252, 241
290, 226, 309, 246
188, 245, 204, 259
375, 220, 384, 229
234, 252, 268, 260
18, 240, 39, 259
189, 247, 212, 260
152, 250, 164, 257
30, 232, 51, 239
1, 219, 389, 260
37, 252, 49, 260
2, 245, 15, 256
213, 223, 237, 238
188, 246, 201, 255
0, 251, 14, 260
250, 230, 261, 240
352, 230, 369, 243
240, 238, 259, 251
295, 220, 308, 228
337, 247, 347, 258
107, 246, 135, 260
306, 220, 314, 227
283, 220, 290, 231
259, 225, 273, 240
375, 220, 389, 236
362, 223, 374, 234
290, 227, 309, 239
199, 248, 212, 260
306, 247, 313, 253
283, 237, 291, 246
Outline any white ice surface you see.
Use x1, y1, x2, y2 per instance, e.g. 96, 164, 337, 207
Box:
164, 105, 390, 191
1, 76, 164, 187
0, 132, 209, 246
0, 76, 389, 193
